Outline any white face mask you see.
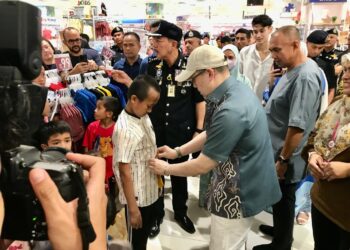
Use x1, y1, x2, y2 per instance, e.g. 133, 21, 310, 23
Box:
227, 59, 236, 70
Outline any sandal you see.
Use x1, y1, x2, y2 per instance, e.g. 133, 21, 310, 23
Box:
296, 211, 310, 225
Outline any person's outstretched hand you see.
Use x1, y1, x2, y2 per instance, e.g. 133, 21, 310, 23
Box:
29, 153, 107, 250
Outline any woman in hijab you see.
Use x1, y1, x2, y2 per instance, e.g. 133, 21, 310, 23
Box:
302, 53, 350, 249
222, 44, 252, 88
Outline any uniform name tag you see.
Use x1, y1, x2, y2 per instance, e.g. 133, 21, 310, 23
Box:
168, 85, 175, 97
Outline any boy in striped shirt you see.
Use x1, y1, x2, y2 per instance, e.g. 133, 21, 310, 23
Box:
112, 75, 161, 250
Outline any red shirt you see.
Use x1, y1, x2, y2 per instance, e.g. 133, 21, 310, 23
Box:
83, 121, 115, 180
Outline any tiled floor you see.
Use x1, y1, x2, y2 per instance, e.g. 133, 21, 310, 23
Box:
147, 176, 314, 250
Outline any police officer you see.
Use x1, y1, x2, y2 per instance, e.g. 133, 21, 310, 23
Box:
319, 28, 342, 67
184, 29, 202, 56
111, 20, 206, 236
146, 20, 205, 236
110, 26, 124, 65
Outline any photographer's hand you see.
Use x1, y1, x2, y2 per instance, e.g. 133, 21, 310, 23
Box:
29, 153, 107, 250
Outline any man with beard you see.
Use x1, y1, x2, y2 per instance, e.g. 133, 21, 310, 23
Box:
62, 27, 104, 75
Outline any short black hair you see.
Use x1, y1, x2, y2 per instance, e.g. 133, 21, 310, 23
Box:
252, 14, 273, 27
80, 33, 90, 43
123, 32, 141, 43
39, 121, 71, 145
221, 36, 232, 44
235, 28, 251, 39
98, 96, 122, 121
127, 75, 160, 101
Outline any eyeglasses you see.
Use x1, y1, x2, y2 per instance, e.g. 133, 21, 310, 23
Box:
190, 69, 206, 81
67, 38, 81, 44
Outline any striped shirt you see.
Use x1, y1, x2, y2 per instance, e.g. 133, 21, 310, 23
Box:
112, 110, 159, 207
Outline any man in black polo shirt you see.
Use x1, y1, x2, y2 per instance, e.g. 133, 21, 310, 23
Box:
62, 27, 104, 75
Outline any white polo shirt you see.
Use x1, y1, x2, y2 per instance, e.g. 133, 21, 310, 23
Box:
239, 44, 273, 102
112, 110, 160, 207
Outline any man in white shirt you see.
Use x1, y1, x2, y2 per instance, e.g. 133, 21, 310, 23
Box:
240, 15, 274, 102
113, 75, 161, 250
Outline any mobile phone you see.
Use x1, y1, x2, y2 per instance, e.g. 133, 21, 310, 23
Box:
273, 61, 283, 76
80, 54, 88, 63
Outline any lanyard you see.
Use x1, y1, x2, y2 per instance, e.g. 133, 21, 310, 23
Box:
328, 120, 340, 149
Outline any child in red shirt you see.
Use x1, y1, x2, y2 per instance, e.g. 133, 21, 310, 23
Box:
83, 96, 122, 181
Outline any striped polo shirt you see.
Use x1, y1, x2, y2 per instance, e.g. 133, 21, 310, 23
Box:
112, 110, 160, 207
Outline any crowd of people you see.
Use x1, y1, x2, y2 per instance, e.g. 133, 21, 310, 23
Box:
1, 11, 350, 250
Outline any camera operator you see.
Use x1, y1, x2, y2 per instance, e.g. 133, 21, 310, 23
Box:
0, 112, 108, 250
0, 2, 107, 248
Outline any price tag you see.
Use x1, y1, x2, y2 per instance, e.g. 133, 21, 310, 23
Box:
101, 46, 115, 60
54, 54, 73, 71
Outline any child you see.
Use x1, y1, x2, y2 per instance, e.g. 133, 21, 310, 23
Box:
112, 75, 161, 250
39, 120, 72, 151
83, 96, 122, 181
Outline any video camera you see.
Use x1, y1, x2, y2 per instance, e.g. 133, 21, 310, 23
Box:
0, 1, 95, 247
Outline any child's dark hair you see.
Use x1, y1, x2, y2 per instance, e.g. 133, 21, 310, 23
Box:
252, 14, 273, 27
39, 120, 71, 145
127, 75, 160, 101
99, 96, 122, 121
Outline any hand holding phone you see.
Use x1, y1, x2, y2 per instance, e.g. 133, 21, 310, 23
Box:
273, 61, 283, 77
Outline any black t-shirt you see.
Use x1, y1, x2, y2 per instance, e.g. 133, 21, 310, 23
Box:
146, 52, 204, 147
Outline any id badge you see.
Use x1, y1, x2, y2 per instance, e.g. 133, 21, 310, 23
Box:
168, 85, 175, 97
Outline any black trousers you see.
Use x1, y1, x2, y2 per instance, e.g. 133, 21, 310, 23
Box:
312, 205, 350, 250
126, 201, 157, 250
271, 181, 297, 250
154, 156, 189, 221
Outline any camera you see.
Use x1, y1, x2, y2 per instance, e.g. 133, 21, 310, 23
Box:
1, 146, 82, 240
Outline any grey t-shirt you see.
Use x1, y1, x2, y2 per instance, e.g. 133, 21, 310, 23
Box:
265, 58, 322, 183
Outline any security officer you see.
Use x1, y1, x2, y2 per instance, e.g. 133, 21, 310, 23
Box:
110, 26, 124, 65
184, 29, 202, 56
146, 20, 205, 236
319, 28, 342, 67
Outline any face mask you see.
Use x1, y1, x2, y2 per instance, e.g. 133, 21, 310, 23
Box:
227, 59, 236, 70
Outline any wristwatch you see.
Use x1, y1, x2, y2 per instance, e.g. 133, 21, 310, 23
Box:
277, 155, 290, 165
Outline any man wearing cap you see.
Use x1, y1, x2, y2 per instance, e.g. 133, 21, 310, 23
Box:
320, 28, 342, 68
307, 30, 337, 103
110, 26, 124, 65
148, 44, 281, 250
202, 32, 210, 45
184, 29, 202, 56
111, 19, 206, 236
145, 20, 205, 236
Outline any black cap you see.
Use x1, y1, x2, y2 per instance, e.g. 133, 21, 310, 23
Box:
220, 36, 232, 44
111, 26, 123, 36
202, 32, 210, 39
146, 20, 183, 42
184, 30, 202, 40
307, 30, 328, 45
326, 28, 338, 36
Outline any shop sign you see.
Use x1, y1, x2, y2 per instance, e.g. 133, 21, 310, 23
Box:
54, 54, 73, 71
101, 46, 115, 60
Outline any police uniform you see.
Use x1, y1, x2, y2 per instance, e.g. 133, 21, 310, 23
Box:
110, 26, 124, 65
146, 52, 204, 219
319, 28, 342, 66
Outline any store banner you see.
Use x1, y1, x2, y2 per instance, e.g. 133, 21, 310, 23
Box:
309, 0, 347, 2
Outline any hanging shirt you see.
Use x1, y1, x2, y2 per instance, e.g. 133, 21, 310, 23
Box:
83, 120, 115, 180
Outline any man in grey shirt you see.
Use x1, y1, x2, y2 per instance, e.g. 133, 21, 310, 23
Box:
254, 26, 322, 250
